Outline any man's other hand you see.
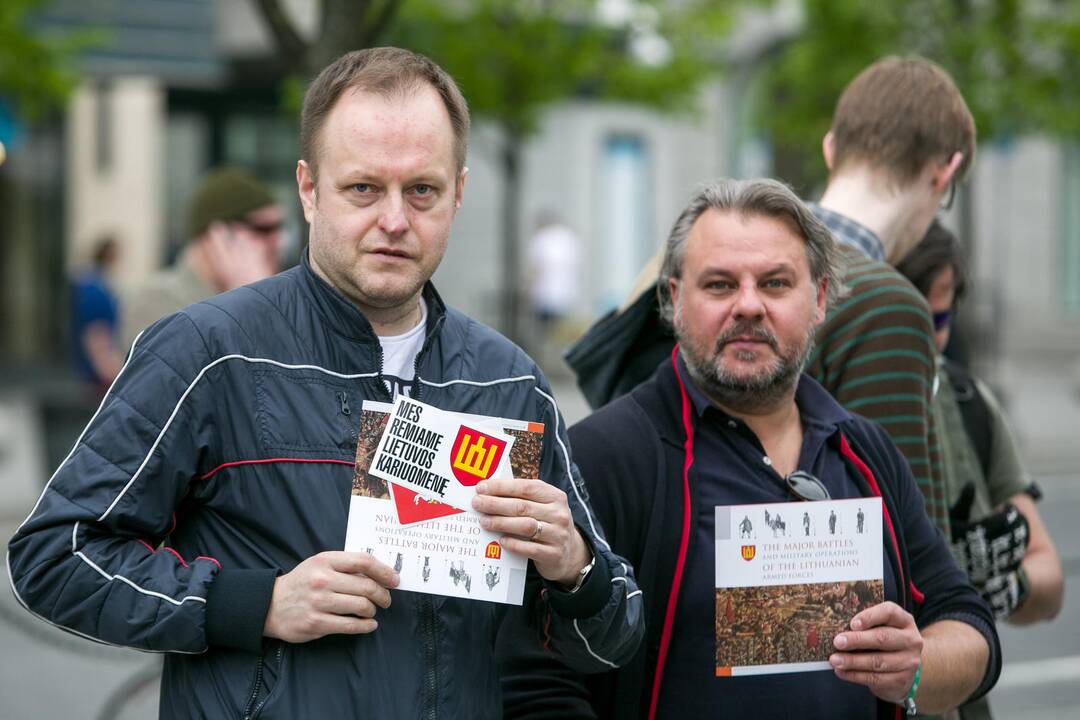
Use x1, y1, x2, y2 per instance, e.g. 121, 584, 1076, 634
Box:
263, 551, 400, 643
471, 478, 592, 587
830, 601, 923, 703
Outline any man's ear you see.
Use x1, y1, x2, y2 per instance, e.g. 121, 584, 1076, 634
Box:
297, 160, 316, 223
822, 131, 836, 172
454, 166, 469, 211
668, 277, 681, 314
933, 151, 964, 194
814, 277, 829, 325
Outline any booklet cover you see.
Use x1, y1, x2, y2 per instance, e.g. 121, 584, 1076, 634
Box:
345, 400, 544, 605
714, 497, 884, 677
367, 395, 517, 512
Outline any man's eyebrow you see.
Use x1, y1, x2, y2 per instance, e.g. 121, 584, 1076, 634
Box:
760, 263, 797, 275
336, 170, 450, 187
696, 262, 797, 277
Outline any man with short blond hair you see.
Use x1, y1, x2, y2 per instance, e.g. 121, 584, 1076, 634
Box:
10, 47, 641, 719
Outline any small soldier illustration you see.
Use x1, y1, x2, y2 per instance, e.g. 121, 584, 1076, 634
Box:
449, 560, 472, 593
803, 511, 811, 536
394, 552, 403, 573
485, 565, 501, 591
829, 510, 837, 535
857, 507, 865, 534
421, 556, 431, 583
739, 515, 753, 539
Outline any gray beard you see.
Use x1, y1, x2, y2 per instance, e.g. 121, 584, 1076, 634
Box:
677, 318, 816, 414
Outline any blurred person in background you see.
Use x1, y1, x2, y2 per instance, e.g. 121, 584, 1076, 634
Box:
897, 219, 1064, 719
121, 166, 284, 348
527, 211, 581, 334
70, 235, 123, 393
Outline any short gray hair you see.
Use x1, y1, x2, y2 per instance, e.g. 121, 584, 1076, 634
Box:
657, 178, 848, 324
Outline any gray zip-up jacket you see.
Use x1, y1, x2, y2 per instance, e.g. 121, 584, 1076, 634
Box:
8, 252, 643, 719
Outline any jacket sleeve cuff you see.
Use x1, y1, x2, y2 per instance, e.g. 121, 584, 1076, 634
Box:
205, 568, 278, 652
541, 532, 612, 620
934, 610, 1001, 702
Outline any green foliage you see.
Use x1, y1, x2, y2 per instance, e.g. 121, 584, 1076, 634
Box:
0, 0, 94, 121
391, 0, 733, 139
757, 0, 1080, 186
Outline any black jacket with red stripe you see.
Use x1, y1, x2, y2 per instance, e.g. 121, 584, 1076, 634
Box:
7, 251, 643, 719
498, 354, 999, 720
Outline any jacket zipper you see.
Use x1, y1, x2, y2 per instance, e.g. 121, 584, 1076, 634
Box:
374, 342, 393, 402
410, 314, 443, 403
243, 651, 265, 716
420, 596, 439, 720
338, 391, 351, 416
375, 311, 442, 402
243, 644, 283, 720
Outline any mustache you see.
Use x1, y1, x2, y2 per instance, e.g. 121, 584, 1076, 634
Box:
714, 322, 780, 354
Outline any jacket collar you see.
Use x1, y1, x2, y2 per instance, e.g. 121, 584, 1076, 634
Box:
298, 246, 447, 344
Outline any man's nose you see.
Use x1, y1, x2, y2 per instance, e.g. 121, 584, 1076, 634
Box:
731, 284, 765, 319
378, 194, 409, 236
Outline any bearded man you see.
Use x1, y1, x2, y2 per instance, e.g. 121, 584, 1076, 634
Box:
498, 178, 999, 720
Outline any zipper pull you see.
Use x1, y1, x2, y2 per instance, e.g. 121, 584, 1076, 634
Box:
337, 391, 351, 416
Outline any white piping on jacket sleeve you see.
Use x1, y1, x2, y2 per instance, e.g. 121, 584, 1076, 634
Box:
5, 539, 205, 654
573, 618, 619, 670
96, 356, 378, 522
16, 330, 146, 533
418, 375, 538, 389
71, 521, 207, 607
12, 353, 379, 648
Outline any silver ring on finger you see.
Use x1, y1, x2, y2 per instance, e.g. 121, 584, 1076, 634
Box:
531, 519, 544, 540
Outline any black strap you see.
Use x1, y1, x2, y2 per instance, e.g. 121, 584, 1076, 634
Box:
943, 359, 993, 480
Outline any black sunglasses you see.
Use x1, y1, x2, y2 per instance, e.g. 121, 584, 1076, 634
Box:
233, 218, 285, 236
785, 471, 831, 502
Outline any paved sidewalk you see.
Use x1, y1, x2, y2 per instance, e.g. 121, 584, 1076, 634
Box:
1, 517, 160, 720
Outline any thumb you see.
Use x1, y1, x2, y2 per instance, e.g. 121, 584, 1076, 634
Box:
950, 482, 976, 527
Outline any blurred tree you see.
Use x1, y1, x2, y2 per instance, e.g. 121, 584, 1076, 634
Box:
755, 0, 1080, 370
394, 0, 732, 339
0, 0, 83, 121
253, 0, 733, 340
254, 0, 403, 79
756, 0, 1080, 194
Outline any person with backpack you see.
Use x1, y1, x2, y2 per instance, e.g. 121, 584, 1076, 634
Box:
897, 219, 1064, 719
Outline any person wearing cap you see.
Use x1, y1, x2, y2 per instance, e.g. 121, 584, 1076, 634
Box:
120, 167, 285, 348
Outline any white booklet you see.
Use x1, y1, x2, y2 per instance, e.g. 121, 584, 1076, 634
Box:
344, 399, 544, 605
715, 497, 884, 677
368, 395, 516, 512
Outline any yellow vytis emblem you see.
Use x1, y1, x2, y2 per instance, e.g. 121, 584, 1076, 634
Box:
454, 433, 498, 478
